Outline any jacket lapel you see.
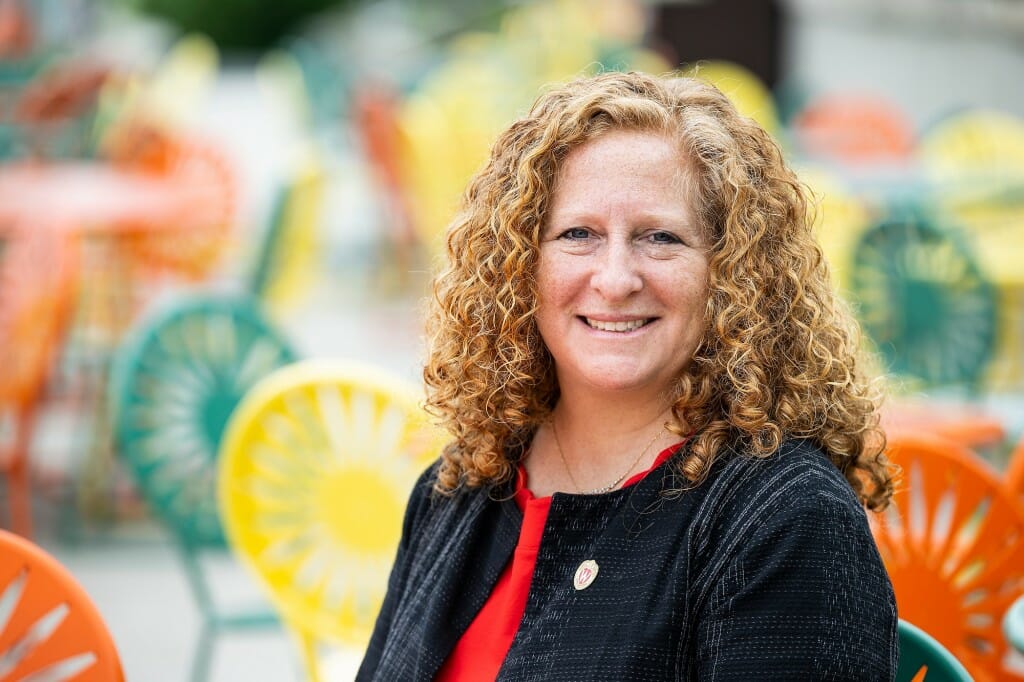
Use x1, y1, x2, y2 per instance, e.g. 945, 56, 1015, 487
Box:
380, 488, 522, 679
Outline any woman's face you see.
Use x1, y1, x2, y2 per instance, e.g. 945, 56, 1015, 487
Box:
535, 129, 710, 400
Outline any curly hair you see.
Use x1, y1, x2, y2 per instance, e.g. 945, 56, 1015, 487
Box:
424, 71, 894, 511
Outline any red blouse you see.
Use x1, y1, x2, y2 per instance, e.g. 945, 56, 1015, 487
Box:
436, 442, 682, 681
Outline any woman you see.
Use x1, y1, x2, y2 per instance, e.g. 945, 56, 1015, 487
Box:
359, 71, 898, 681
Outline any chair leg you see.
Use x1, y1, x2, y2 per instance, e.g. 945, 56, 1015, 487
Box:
299, 631, 320, 682
6, 404, 36, 538
190, 620, 216, 682
7, 456, 32, 538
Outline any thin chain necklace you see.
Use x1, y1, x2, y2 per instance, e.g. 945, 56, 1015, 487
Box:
550, 419, 666, 495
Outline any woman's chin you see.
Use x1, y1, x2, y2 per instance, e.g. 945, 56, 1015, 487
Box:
559, 363, 676, 398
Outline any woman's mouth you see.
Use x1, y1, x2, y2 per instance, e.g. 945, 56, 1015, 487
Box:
583, 317, 653, 332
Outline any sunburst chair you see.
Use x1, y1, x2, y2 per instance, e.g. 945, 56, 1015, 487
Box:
851, 211, 1006, 451
0, 528, 124, 680
793, 93, 916, 165
851, 212, 997, 390
897, 619, 972, 682
108, 295, 297, 681
218, 360, 446, 681
870, 433, 1024, 681
919, 108, 1024, 393
0, 228, 77, 537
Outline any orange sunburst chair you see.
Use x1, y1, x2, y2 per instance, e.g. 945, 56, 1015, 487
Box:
870, 433, 1024, 681
882, 401, 1007, 453
792, 93, 916, 165
0, 528, 124, 680
102, 121, 237, 282
0, 228, 77, 537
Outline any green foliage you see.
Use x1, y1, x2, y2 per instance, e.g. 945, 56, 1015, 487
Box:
131, 0, 354, 51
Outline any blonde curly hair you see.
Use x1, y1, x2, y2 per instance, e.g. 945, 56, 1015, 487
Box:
424, 71, 894, 510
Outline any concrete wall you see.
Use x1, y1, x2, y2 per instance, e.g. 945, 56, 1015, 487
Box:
782, 0, 1024, 127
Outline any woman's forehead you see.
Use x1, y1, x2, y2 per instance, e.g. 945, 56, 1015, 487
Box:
545, 131, 699, 219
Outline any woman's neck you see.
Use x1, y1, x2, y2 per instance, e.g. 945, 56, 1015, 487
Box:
554, 394, 674, 462
524, 386, 681, 497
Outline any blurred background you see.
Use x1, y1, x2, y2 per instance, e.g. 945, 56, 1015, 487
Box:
2, 0, 1024, 680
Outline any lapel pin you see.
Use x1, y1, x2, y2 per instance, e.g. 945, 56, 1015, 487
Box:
573, 559, 599, 590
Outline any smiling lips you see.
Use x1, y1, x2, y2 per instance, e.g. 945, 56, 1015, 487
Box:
583, 317, 653, 332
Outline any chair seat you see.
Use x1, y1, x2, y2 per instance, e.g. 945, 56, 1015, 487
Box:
882, 400, 1005, 450
898, 619, 972, 682
109, 295, 297, 681
0, 529, 125, 681
871, 433, 1024, 681
219, 359, 447, 681
850, 213, 997, 389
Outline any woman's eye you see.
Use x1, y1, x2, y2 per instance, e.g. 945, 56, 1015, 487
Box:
561, 227, 591, 240
647, 231, 682, 244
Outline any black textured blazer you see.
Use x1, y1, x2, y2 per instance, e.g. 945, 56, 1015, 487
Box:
358, 439, 898, 681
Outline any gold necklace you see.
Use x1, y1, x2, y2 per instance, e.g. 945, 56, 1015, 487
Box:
550, 419, 665, 495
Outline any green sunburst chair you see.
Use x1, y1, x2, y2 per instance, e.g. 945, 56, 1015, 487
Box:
897, 619, 972, 682
109, 295, 298, 681
850, 211, 998, 390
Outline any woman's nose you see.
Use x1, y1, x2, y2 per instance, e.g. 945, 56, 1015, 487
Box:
590, 242, 643, 300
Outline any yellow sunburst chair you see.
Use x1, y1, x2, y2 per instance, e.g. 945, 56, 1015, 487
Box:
920, 109, 1024, 391
217, 360, 446, 681
680, 60, 781, 139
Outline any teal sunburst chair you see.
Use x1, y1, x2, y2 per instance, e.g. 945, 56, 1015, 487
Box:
109, 295, 298, 682
850, 210, 998, 390
897, 619, 972, 682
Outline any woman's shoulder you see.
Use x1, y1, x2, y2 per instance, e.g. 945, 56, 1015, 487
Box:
690, 439, 869, 544
404, 458, 448, 519
401, 458, 500, 531
685, 441, 897, 678
687, 439, 887, 594
706, 438, 859, 505
406, 458, 501, 504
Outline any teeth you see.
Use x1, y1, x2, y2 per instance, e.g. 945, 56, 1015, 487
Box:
585, 318, 649, 332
